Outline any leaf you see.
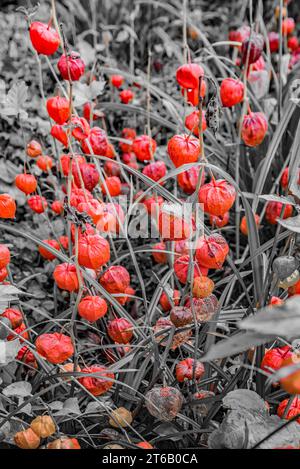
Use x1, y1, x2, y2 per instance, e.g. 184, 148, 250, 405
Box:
201, 331, 273, 362
239, 296, 300, 339
0, 81, 28, 120
0, 340, 23, 367
73, 80, 106, 107
77, 40, 95, 66
2, 381, 32, 398
259, 194, 296, 205
55, 397, 81, 415
277, 214, 300, 233
222, 390, 268, 416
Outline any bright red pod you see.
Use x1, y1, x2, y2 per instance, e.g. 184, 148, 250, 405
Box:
176, 63, 204, 89
27, 140, 42, 158
132, 135, 157, 161
78, 296, 108, 322
159, 290, 180, 312
185, 110, 207, 136
142, 161, 167, 184
241, 112, 268, 147
209, 212, 230, 228
282, 18, 295, 36
111, 74, 124, 88
15, 174, 37, 195
280, 355, 300, 394
249, 55, 266, 73
120, 89, 134, 104
107, 318, 134, 344
281, 167, 300, 190
38, 239, 60, 261
174, 255, 208, 284
158, 211, 191, 241
168, 134, 201, 168
240, 214, 260, 236
100, 265, 130, 295
265, 201, 293, 225
175, 358, 205, 382
0, 245, 10, 269
57, 52, 85, 81
36, 155, 53, 172
261, 346, 292, 373
181, 83, 206, 106
220, 78, 244, 107
0, 194, 16, 219
104, 161, 121, 177
199, 179, 236, 216
73, 163, 99, 192
136, 442, 154, 450
51, 125, 68, 147
101, 176, 122, 196
177, 166, 205, 195
71, 117, 90, 141
28, 195, 47, 214
73, 222, 95, 239
79, 365, 114, 396
29, 21, 60, 56
0, 267, 8, 282
53, 263, 79, 292
268, 32, 280, 53
152, 242, 167, 264
288, 36, 299, 52
119, 128, 137, 152
1, 308, 23, 329
278, 397, 300, 424
81, 127, 108, 156
195, 234, 229, 269
51, 200, 64, 215
241, 32, 264, 65
77, 234, 110, 269
36, 332, 74, 364
46, 96, 70, 125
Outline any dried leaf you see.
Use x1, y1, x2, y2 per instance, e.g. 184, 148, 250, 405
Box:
2, 381, 32, 398
0, 81, 28, 120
